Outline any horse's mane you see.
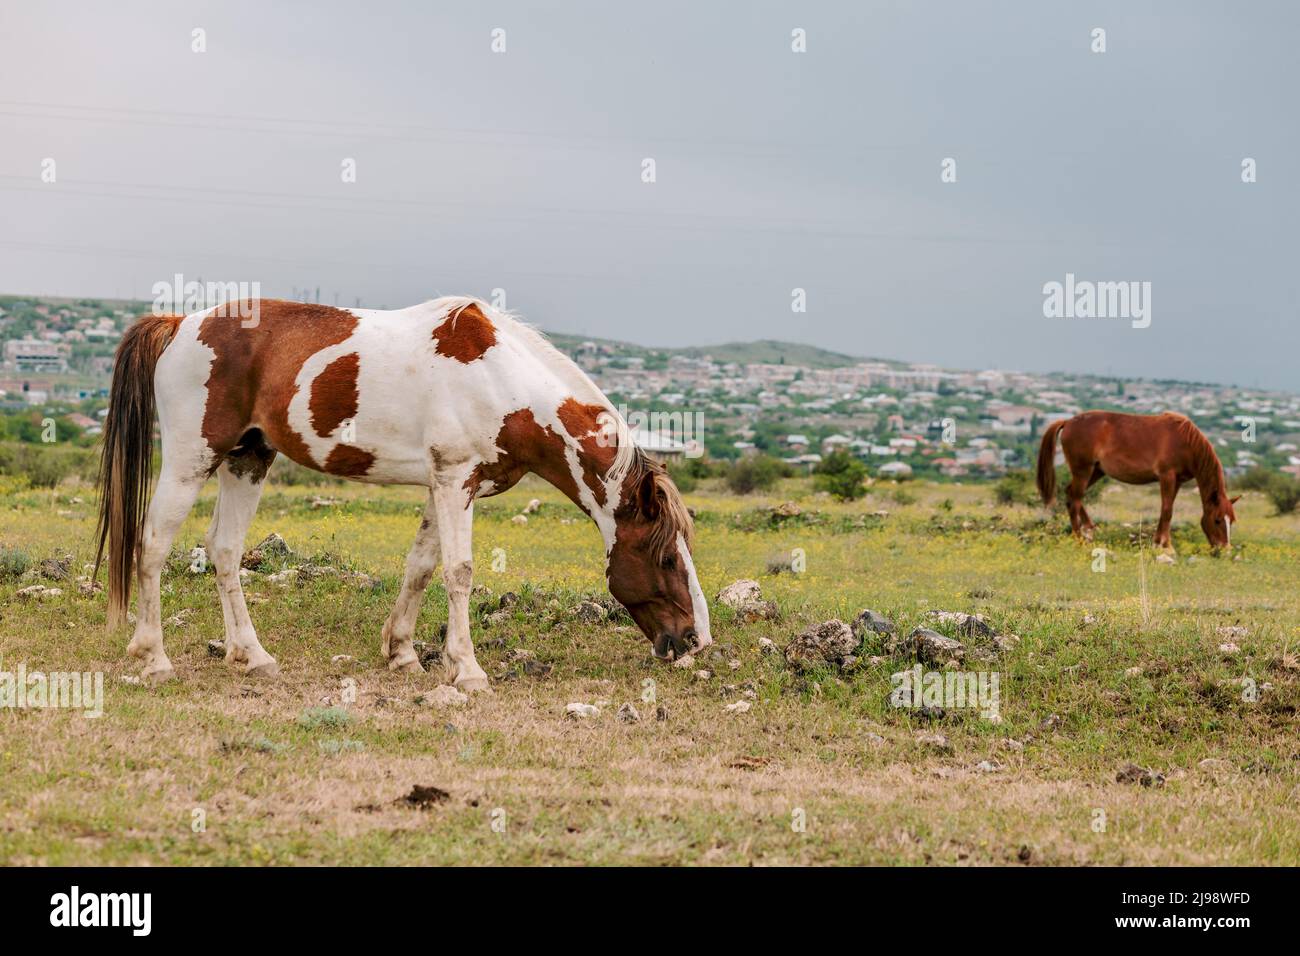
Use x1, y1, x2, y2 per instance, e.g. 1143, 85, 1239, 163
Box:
1174, 414, 1226, 493
622, 446, 695, 561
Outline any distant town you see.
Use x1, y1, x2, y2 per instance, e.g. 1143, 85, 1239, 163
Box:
3, 293, 1298, 482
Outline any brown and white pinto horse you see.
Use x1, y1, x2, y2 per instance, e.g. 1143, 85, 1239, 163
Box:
1036, 410, 1239, 550
95, 298, 711, 688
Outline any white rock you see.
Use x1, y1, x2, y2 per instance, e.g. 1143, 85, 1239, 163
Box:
524, 498, 541, 514
565, 702, 600, 718
418, 685, 468, 708
511, 514, 528, 525
724, 700, 751, 713
1218, 643, 1240, 655
694, 669, 712, 681
672, 654, 696, 669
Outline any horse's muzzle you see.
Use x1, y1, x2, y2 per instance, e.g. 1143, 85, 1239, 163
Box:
652, 629, 708, 661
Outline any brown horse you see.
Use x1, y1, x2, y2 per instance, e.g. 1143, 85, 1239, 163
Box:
1036, 411, 1239, 549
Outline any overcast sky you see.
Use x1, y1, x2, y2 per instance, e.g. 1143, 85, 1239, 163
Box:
1, 1, 1296, 390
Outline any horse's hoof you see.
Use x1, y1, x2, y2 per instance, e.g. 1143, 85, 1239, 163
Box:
454, 676, 491, 694
245, 660, 280, 679
389, 656, 425, 674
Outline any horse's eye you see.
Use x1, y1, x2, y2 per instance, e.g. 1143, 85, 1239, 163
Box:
661, 555, 677, 570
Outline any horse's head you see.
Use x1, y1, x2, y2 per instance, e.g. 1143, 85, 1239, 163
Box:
1201, 489, 1241, 550
606, 459, 712, 660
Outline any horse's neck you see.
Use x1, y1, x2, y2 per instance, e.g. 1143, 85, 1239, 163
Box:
1194, 453, 1227, 504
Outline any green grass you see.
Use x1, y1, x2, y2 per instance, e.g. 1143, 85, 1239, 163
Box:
1, 473, 1296, 865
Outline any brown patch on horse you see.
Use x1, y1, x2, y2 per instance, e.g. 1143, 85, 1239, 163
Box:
433, 302, 496, 363
556, 397, 616, 506
464, 408, 584, 509
324, 444, 375, 477
309, 352, 361, 437
198, 300, 358, 469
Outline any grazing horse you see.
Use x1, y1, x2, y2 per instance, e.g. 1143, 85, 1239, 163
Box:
95, 297, 712, 688
1036, 410, 1239, 549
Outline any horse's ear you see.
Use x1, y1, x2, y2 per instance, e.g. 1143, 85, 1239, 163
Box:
637, 470, 661, 519
1230, 495, 1242, 505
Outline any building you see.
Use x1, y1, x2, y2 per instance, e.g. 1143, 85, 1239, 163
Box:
4, 339, 70, 373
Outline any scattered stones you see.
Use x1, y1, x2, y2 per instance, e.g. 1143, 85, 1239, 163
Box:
900, 627, 965, 666
266, 569, 299, 585
510, 514, 528, 525
784, 619, 859, 672
672, 654, 696, 669
716, 579, 779, 622
617, 702, 641, 724
1040, 714, 1062, 731
974, 760, 1001, 774
758, 637, 777, 655
1002, 738, 1024, 752
310, 495, 340, 510
1116, 763, 1165, 787
1216, 625, 1249, 640
417, 686, 468, 708
1218, 642, 1241, 656
119, 675, 141, 686
724, 700, 751, 713
727, 658, 742, 671
523, 498, 542, 514
255, 532, 293, 559
15, 584, 61, 600
1155, 553, 1176, 565
331, 654, 356, 664
1125, 664, 1146, 677
187, 546, 208, 573
694, 669, 712, 681
207, 639, 226, 658
565, 702, 600, 719
343, 571, 381, 591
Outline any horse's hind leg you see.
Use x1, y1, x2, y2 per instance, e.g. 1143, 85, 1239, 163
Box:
380, 490, 439, 672
1064, 468, 1091, 540
207, 459, 277, 676
129, 467, 206, 681
1078, 464, 1105, 536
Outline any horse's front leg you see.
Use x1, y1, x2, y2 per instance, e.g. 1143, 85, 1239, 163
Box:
431, 470, 490, 692
1154, 472, 1178, 549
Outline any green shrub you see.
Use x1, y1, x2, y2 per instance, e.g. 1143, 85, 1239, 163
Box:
812, 450, 867, 501
1260, 473, 1300, 515
725, 455, 786, 495
0, 442, 98, 488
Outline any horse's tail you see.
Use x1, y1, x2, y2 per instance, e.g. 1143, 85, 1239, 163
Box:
95, 313, 184, 628
1036, 418, 1068, 507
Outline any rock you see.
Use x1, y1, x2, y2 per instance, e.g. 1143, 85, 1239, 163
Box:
758, 637, 777, 655
1218, 642, 1241, 656
901, 627, 965, 666
38, 554, 72, 581
927, 610, 993, 638
77, 578, 102, 597
240, 549, 265, 570
694, 669, 712, 681
715, 579, 778, 622
655, 704, 669, 721
119, 675, 141, 686
297, 563, 340, 582
865, 732, 886, 746
1216, 625, 1248, 640
310, 495, 339, 510
418, 686, 468, 708
511, 514, 528, 525
1116, 762, 1165, 787
570, 600, 608, 624
1002, 738, 1024, 752
1198, 758, 1233, 774
331, 654, 356, 664
1155, 553, 1176, 565
724, 700, 751, 713
498, 592, 520, 609
565, 702, 600, 719
916, 732, 952, 754
267, 569, 299, 585
617, 702, 640, 724
343, 571, 381, 591
16, 584, 61, 600
187, 547, 208, 573
524, 498, 541, 514
207, 639, 226, 658
1125, 665, 1145, 677
255, 532, 293, 558
974, 760, 1001, 773
672, 654, 696, 669
851, 609, 897, 641
728, 659, 741, 671
784, 619, 859, 671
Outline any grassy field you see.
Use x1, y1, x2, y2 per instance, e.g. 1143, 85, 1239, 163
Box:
1, 472, 1297, 865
